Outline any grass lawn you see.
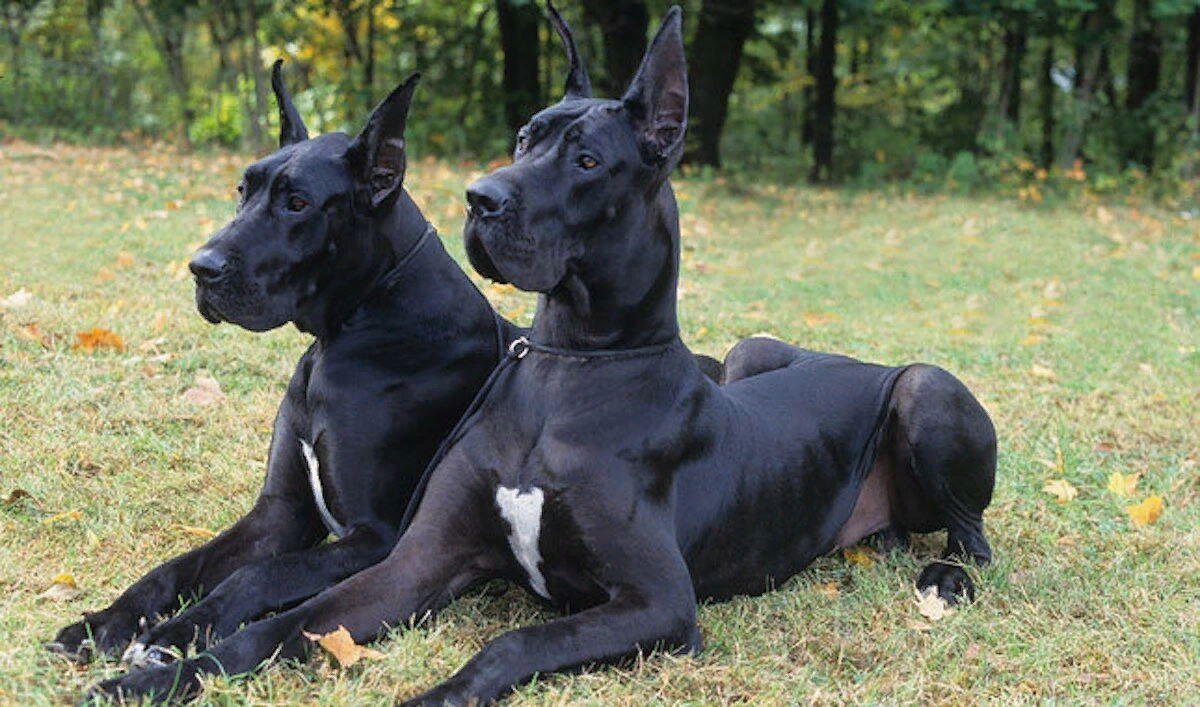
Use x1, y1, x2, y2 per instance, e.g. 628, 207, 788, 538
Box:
1, 139, 1197, 705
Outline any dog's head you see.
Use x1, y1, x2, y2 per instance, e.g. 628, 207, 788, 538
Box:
463, 3, 687, 318
189, 62, 420, 336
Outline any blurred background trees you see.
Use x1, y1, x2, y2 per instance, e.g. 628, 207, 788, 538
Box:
2, 0, 1199, 191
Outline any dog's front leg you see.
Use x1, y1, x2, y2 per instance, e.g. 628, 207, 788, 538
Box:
85, 481, 495, 704
123, 522, 399, 667
402, 552, 701, 707
48, 480, 320, 664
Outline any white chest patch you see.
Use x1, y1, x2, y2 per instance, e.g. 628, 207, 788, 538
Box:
495, 486, 550, 599
300, 439, 347, 539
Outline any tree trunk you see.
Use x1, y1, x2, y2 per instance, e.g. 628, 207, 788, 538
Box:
809, 0, 838, 184
364, 0, 375, 109
496, 0, 541, 142
580, 0, 647, 96
1039, 36, 1054, 169
129, 0, 194, 148
1058, 5, 1108, 169
802, 6, 815, 146
241, 0, 268, 152
996, 17, 1027, 129
686, 0, 756, 167
1123, 0, 1161, 170
1186, 8, 1200, 120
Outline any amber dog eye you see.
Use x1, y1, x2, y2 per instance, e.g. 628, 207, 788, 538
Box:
577, 155, 598, 170
287, 196, 308, 212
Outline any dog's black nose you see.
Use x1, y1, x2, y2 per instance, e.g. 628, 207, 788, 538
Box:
188, 248, 227, 284
466, 179, 512, 218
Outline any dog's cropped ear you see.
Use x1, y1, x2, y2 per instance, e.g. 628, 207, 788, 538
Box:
271, 60, 309, 147
547, 0, 591, 100
621, 7, 687, 167
345, 72, 421, 212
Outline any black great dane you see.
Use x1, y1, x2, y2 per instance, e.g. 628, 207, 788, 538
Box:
49, 64, 520, 669
84, 6, 995, 704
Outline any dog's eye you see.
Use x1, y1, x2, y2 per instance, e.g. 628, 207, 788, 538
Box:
515, 130, 530, 153
234, 183, 245, 203
577, 155, 599, 171
287, 196, 308, 212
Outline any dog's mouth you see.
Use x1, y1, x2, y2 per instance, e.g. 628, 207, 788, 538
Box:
464, 227, 509, 284
193, 286, 224, 324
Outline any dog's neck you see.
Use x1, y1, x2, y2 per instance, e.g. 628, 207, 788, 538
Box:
296, 189, 430, 339
530, 181, 681, 351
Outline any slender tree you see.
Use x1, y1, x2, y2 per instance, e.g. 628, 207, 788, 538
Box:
686, 0, 757, 167
496, 0, 541, 142
810, 0, 838, 183
580, 0, 647, 96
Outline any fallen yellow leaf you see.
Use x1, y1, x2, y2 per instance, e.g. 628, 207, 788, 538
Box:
44, 510, 83, 524
842, 546, 876, 569
115, 251, 135, 268
801, 311, 839, 328
1043, 479, 1078, 504
1019, 334, 1043, 346
175, 525, 217, 538
1126, 495, 1163, 526
813, 582, 839, 599
1106, 472, 1140, 497
1030, 363, 1055, 380
302, 625, 384, 668
37, 574, 82, 602
73, 327, 124, 353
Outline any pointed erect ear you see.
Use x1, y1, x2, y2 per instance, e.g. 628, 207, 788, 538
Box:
271, 59, 309, 147
621, 7, 688, 166
344, 73, 421, 212
546, 0, 591, 100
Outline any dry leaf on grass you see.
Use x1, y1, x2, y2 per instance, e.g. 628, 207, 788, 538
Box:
174, 525, 216, 538
813, 582, 839, 599
3, 488, 33, 505
43, 510, 83, 524
302, 625, 384, 668
914, 587, 952, 621
1043, 478, 1077, 503
1126, 495, 1163, 526
1, 288, 33, 308
37, 573, 82, 602
842, 546, 876, 569
801, 311, 839, 328
1029, 363, 1056, 380
73, 327, 124, 353
1106, 472, 1140, 497
181, 376, 224, 405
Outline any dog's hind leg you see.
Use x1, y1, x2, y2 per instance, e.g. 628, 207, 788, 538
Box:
721, 336, 806, 384
888, 364, 996, 604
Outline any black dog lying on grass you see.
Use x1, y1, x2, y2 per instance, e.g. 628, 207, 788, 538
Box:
48, 63, 521, 668
78, 5, 996, 705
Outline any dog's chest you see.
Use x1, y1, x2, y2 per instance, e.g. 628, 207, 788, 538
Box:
494, 486, 550, 599
299, 439, 347, 539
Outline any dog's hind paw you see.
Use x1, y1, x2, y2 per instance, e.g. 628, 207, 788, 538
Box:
916, 559, 976, 605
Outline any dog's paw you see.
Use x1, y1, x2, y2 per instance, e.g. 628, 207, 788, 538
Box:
916, 559, 976, 605
49, 609, 141, 664
85, 661, 203, 706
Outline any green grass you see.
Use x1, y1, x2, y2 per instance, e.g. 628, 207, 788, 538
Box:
1, 140, 1198, 705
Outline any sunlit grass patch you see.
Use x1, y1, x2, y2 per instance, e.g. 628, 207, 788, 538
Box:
1, 140, 1197, 705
